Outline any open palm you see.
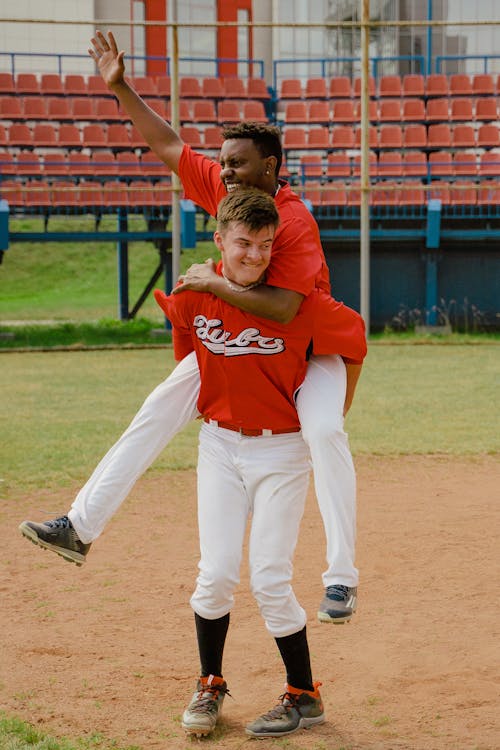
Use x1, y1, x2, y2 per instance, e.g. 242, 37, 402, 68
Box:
88, 30, 125, 87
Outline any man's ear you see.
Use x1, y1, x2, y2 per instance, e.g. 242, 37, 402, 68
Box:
213, 230, 224, 253
266, 155, 278, 175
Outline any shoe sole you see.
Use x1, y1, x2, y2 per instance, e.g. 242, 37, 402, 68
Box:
245, 713, 325, 738
19, 522, 86, 566
181, 723, 214, 737
317, 610, 354, 624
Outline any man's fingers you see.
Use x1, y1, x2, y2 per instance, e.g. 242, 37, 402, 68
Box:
95, 30, 110, 50
107, 30, 119, 54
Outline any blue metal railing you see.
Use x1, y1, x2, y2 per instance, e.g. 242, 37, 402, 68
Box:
436, 54, 500, 74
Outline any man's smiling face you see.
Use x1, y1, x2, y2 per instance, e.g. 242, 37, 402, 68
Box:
219, 138, 274, 195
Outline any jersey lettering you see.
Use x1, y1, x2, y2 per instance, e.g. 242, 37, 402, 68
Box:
193, 315, 285, 356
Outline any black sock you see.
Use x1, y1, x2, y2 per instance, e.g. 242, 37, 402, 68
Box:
194, 612, 230, 678
275, 626, 314, 692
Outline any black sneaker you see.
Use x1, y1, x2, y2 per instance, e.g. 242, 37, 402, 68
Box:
317, 585, 357, 623
19, 515, 90, 566
245, 682, 324, 738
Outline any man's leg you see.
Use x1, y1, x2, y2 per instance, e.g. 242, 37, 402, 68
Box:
20, 352, 201, 558
296, 354, 358, 622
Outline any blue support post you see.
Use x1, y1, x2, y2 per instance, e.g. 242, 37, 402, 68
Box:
180, 199, 197, 249
425, 198, 441, 325
426, 198, 441, 249
117, 209, 129, 320
0, 199, 9, 262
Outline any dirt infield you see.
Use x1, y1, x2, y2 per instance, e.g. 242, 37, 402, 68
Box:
2, 455, 498, 750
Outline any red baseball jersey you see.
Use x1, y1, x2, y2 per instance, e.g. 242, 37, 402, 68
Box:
178, 145, 331, 297
154, 286, 366, 431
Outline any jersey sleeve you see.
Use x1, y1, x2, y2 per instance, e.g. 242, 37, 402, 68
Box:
264, 215, 323, 296
311, 292, 367, 364
178, 144, 226, 217
153, 289, 194, 361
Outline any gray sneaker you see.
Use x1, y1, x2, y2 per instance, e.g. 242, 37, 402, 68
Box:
245, 682, 324, 738
317, 585, 357, 623
181, 675, 229, 736
19, 515, 90, 566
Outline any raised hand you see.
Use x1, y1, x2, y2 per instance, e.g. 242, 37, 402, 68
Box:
88, 30, 125, 89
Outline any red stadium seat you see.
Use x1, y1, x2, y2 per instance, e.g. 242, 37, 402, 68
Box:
71, 97, 96, 121
0, 73, 15, 95
143, 98, 167, 119
23, 98, 48, 121
352, 151, 377, 177
128, 180, 157, 207
354, 99, 378, 121
477, 181, 500, 205
378, 125, 403, 149
25, 180, 51, 209
247, 78, 270, 99
15, 152, 42, 176
353, 76, 376, 97
279, 79, 303, 99
453, 152, 477, 176
140, 151, 171, 177
378, 75, 402, 97
331, 126, 355, 149
428, 181, 451, 204
242, 100, 267, 123
192, 100, 217, 123
16, 73, 40, 95
283, 127, 307, 150
399, 184, 425, 206
449, 74, 472, 96
346, 181, 361, 207
403, 124, 427, 149
322, 183, 348, 206
452, 125, 475, 148
64, 75, 87, 96
0, 179, 24, 207
300, 153, 323, 178
130, 126, 147, 148
354, 126, 377, 148
305, 78, 327, 99
180, 77, 202, 98
47, 97, 72, 121
223, 77, 247, 99
450, 180, 476, 205
426, 98, 449, 122
179, 126, 203, 148
450, 98, 473, 122
401, 98, 425, 122
402, 74, 424, 98
40, 74, 64, 95
428, 123, 452, 148
116, 151, 141, 176
378, 99, 402, 122
425, 74, 448, 98
68, 153, 92, 175
372, 181, 400, 206
479, 151, 500, 176
475, 98, 498, 122
378, 151, 403, 177
477, 124, 500, 148
52, 180, 80, 208
0, 150, 16, 175
43, 153, 69, 176
58, 124, 82, 148
307, 127, 329, 150
402, 150, 427, 177
332, 100, 356, 123
87, 75, 110, 97
154, 181, 173, 206
329, 76, 352, 98
307, 101, 329, 124
90, 151, 118, 176
284, 101, 308, 123
9, 123, 34, 147
301, 180, 322, 206
78, 180, 105, 208
203, 126, 224, 150
202, 77, 224, 99
472, 74, 495, 96
0, 123, 8, 146
131, 76, 158, 97
33, 123, 57, 147
95, 98, 122, 122
156, 77, 171, 97
217, 101, 241, 124
326, 153, 350, 178
429, 151, 453, 177
83, 124, 107, 148
0, 96, 24, 120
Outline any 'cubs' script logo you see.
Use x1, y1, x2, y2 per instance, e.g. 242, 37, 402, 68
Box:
193, 316, 285, 355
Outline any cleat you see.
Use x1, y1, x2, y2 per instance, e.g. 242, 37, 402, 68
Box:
245, 682, 324, 738
181, 675, 229, 736
317, 585, 357, 623
19, 516, 90, 565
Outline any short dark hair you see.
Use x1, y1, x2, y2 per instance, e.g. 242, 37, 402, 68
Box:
222, 122, 283, 176
217, 188, 280, 235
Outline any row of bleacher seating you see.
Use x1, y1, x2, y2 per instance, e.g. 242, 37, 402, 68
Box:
282, 123, 500, 150
0, 96, 268, 125
2, 121, 499, 152
0, 72, 270, 100
3, 150, 498, 179
279, 73, 500, 100
279, 97, 499, 124
2, 178, 498, 210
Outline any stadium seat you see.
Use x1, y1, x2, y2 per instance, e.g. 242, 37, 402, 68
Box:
51, 180, 80, 208
477, 181, 500, 205
403, 124, 427, 149
425, 98, 449, 122
453, 152, 477, 176
192, 100, 217, 123
428, 123, 452, 148
472, 73, 495, 96
332, 100, 356, 123
0, 73, 15, 95
449, 74, 472, 96
378, 99, 402, 122
452, 125, 475, 148
329, 76, 352, 98
0, 179, 24, 207
156, 76, 171, 97
25, 180, 51, 209
0, 96, 23, 120
308, 101, 329, 124
429, 151, 453, 177
321, 183, 348, 206
102, 180, 129, 207
450, 180, 476, 205
15, 152, 42, 176
58, 124, 82, 148
284, 101, 308, 123
179, 126, 203, 148
331, 126, 355, 149
180, 77, 202, 98
402, 150, 427, 177
217, 101, 241, 124
9, 123, 34, 147
352, 151, 377, 177
0, 150, 15, 175
83, 124, 107, 148
140, 150, 170, 177
64, 74, 87, 96
47, 97, 72, 121
402, 74, 425, 98
71, 97, 96, 121
131, 76, 158, 97
40, 74, 64, 95
116, 151, 141, 176
477, 124, 500, 148
301, 180, 322, 206
425, 74, 448, 97
475, 98, 498, 122
90, 151, 118, 176
95, 98, 122, 122
43, 153, 69, 176
378, 125, 403, 149
450, 98, 473, 122
378, 151, 403, 177
154, 181, 173, 206
223, 77, 247, 99
326, 153, 351, 178
0, 124, 7, 146
354, 99, 378, 121
299, 153, 323, 178
282, 127, 307, 150
79, 180, 105, 209
307, 127, 330, 150
428, 181, 451, 204
33, 123, 57, 147
305, 78, 327, 99
68, 152, 92, 175
23, 97, 48, 121
16, 73, 40, 95
399, 184, 425, 206
372, 181, 400, 206
130, 126, 147, 148
128, 180, 157, 208
346, 181, 361, 206
87, 75, 110, 97
378, 75, 402, 97
242, 100, 267, 123
203, 126, 224, 150
279, 79, 303, 99
247, 78, 270, 99
202, 77, 224, 99
143, 98, 167, 119
401, 98, 425, 122
479, 151, 500, 176
353, 76, 376, 97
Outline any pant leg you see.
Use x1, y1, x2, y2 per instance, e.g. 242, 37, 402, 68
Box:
296, 354, 358, 588
190, 423, 250, 620
246, 433, 310, 638
69, 351, 201, 543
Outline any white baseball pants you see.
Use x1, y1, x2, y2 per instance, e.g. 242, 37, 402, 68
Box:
69, 351, 358, 588
190, 421, 310, 638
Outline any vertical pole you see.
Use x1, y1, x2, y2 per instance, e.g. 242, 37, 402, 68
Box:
170, 0, 181, 292
360, 0, 370, 332
117, 208, 129, 320
427, 0, 433, 75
